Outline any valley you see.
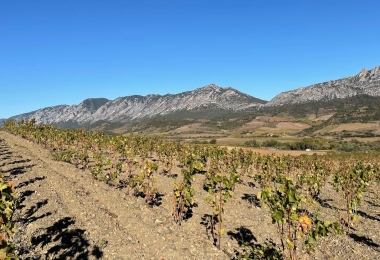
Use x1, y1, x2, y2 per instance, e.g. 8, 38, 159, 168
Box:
0, 66, 379, 259
1, 119, 379, 259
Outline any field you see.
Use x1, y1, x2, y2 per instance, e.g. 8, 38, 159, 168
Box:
0, 120, 379, 259
152, 115, 380, 153
316, 123, 380, 135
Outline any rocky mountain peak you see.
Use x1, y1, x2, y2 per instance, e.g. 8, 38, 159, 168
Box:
10, 84, 265, 125
369, 66, 380, 77
266, 65, 380, 107
359, 68, 367, 77
196, 84, 222, 92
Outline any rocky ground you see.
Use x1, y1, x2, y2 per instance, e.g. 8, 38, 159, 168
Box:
0, 131, 379, 260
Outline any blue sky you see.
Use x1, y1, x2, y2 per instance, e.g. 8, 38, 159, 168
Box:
1, 0, 379, 118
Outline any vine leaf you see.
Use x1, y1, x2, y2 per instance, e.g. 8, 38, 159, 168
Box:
272, 209, 284, 221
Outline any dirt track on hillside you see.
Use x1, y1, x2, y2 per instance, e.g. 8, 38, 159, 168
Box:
0, 131, 379, 260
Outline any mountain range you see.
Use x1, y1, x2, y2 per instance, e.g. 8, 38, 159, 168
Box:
10, 84, 266, 126
4, 66, 380, 127
266, 66, 380, 106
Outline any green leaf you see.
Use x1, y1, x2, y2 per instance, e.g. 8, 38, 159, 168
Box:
288, 189, 296, 203
0, 183, 8, 191
272, 209, 284, 221
307, 235, 316, 245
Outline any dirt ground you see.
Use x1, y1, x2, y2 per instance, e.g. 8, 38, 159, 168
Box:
218, 145, 326, 157
329, 123, 379, 133
316, 122, 380, 134
0, 131, 379, 260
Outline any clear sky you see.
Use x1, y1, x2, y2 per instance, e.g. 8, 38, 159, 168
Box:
1, 0, 379, 118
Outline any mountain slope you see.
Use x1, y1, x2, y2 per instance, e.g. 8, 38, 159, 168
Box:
10, 84, 266, 125
266, 66, 380, 107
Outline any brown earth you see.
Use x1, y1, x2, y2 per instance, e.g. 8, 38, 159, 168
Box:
275, 122, 310, 131
237, 120, 265, 132
309, 114, 335, 121
217, 145, 327, 157
169, 123, 213, 134
255, 116, 293, 123
328, 123, 379, 133
0, 131, 379, 260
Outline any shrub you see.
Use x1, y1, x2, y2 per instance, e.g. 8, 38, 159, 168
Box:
244, 139, 260, 148
210, 139, 217, 144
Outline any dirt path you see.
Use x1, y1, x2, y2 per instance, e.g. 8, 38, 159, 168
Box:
0, 131, 379, 260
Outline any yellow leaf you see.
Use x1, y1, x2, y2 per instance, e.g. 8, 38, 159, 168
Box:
299, 215, 312, 226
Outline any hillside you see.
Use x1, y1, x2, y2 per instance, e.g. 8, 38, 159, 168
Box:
3, 66, 380, 135
1, 127, 380, 259
10, 84, 266, 126
90, 94, 380, 137
266, 66, 380, 106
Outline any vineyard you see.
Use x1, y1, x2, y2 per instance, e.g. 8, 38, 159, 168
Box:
1, 119, 380, 259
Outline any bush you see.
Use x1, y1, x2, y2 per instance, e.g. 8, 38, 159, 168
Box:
261, 139, 281, 148
209, 139, 217, 144
244, 139, 260, 148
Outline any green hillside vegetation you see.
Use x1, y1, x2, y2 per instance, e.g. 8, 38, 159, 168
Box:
9, 94, 379, 154
125, 118, 194, 133
260, 95, 380, 137
244, 137, 380, 152
200, 114, 259, 131
265, 95, 380, 120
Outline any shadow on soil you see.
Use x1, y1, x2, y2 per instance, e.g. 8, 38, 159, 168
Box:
244, 181, 256, 188
241, 193, 261, 208
0, 151, 12, 157
349, 233, 380, 249
1, 139, 102, 258
200, 214, 219, 244
132, 191, 165, 207
316, 198, 380, 222
0, 158, 32, 167
147, 193, 164, 207
15, 186, 103, 258
28, 217, 103, 259
228, 226, 257, 246
227, 226, 281, 259
160, 170, 178, 179
16, 176, 46, 189
366, 200, 380, 207
0, 144, 35, 174
15, 185, 103, 259
17, 190, 35, 209
17, 199, 52, 225
315, 198, 339, 210
1, 163, 36, 176
357, 210, 380, 222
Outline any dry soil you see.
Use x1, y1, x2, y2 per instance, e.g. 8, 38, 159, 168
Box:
0, 131, 379, 260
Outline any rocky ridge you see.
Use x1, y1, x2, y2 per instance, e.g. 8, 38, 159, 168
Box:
6, 66, 380, 126
265, 66, 380, 107
10, 84, 266, 125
